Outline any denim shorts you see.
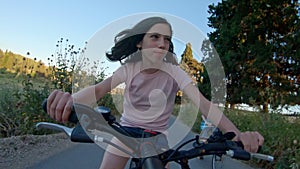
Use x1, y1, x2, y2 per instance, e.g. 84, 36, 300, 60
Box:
121, 126, 169, 152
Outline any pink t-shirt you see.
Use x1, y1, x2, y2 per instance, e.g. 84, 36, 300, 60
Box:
112, 61, 192, 132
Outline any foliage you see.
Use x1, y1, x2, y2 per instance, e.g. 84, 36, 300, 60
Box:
224, 109, 300, 169
180, 43, 213, 100
13, 75, 53, 135
47, 38, 86, 93
0, 38, 109, 137
0, 73, 53, 137
207, 0, 300, 112
189, 107, 300, 169
0, 83, 20, 137
180, 43, 205, 84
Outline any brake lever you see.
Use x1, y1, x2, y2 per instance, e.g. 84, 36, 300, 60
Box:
36, 122, 73, 137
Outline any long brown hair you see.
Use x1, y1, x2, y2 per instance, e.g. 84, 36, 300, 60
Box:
106, 16, 178, 65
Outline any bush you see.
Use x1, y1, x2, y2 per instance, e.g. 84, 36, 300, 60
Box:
0, 76, 56, 137
0, 85, 20, 137
0, 75, 53, 137
224, 109, 300, 169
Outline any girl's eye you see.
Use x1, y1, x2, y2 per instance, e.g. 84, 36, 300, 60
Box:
165, 37, 171, 42
150, 34, 171, 41
150, 34, 159, 39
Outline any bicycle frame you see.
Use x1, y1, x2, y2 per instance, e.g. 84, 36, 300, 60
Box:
37, 101, 274, 169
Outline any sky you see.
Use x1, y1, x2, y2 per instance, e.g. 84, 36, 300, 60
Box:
0, 0, 221, 65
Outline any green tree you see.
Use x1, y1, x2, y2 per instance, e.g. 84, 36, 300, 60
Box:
207, 0, 300, 112
179, 43, 216, 101
180, 43, 204, 84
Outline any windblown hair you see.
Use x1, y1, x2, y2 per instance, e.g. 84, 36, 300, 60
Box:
106, 16, 178, 65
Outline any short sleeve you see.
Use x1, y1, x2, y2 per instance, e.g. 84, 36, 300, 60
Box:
163, 63, 193, 90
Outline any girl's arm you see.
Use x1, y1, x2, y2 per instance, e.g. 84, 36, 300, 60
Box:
72, 76, 115, 106
182, 83, 239, 134
73, 66, 126, 105
183, 83, 264, 152
47, 75, 121, 123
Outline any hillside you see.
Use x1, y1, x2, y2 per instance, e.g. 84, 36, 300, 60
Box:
0, 49, 49, 77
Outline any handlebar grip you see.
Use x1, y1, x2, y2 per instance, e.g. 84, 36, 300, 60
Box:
227, 149, 251, 160
222, 132, 262, 153
233, 141, 262, 153
42, 99, 78, 123
71, 124, 94, 143
234, 141, 244, 149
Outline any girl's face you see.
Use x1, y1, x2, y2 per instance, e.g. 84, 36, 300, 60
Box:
137, 23, 172, 65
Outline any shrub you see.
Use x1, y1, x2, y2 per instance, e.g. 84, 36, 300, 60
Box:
12, 75, 54, 135
0, 84, 20, 137
224, 109, 300, 169
0, 74, 53, 137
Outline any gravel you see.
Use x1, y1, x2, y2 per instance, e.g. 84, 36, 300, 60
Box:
0, 133, 75, 169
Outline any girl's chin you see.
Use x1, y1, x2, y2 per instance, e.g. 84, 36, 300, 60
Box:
142, 59, 164, 68
150, 57, 165, 64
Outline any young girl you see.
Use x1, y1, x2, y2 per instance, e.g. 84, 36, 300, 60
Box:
47, 16, 264, 169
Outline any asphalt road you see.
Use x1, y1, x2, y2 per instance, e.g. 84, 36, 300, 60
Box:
28, 117, 257, 169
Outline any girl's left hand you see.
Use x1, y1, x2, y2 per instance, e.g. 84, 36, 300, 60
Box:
235, 131, 264, 153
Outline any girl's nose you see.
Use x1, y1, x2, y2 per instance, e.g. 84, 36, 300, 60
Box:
157, 37, 166, 49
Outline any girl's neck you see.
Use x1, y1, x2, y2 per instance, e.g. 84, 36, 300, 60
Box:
141, 68, 159, 74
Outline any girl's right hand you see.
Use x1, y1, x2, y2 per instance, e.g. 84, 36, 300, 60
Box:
47, 90, 73, 123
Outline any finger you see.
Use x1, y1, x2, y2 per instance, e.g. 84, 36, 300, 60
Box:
253, 132, 264, 153
257, 132, 265, 146
244, 144, 251, 152
62, 96, 73, 123
50, 91, 64, 121
250, 144, 257, 153
55, 92, 71, 122
47, 90, 58, 115
240, 132, 253, 152
250, 132, 263, 153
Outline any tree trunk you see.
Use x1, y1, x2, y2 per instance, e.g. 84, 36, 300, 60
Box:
263, 103, 269, 113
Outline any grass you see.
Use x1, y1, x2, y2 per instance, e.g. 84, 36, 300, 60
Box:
223, 109, 300, 169
0, 71, 49, 90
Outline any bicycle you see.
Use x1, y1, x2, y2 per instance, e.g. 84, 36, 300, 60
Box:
36, 100, 274, 169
